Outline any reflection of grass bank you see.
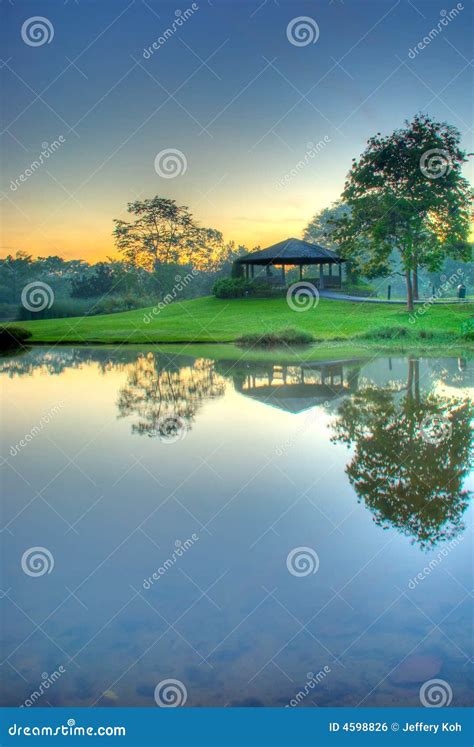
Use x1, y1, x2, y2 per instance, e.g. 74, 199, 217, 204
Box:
4, 296, 473, 349
163, 341, 471, 363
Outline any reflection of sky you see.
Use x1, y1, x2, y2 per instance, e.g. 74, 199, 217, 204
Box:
1, 349, 472, 706
1, 0, 473, 260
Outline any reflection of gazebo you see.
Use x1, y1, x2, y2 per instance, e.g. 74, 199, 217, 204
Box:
233, 360, 360, 414
235, 238, 346, 288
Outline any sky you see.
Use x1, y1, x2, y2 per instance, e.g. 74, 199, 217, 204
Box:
1, 0, 473, 262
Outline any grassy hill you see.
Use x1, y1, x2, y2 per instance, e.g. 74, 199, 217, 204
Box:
6, 296, 473, 347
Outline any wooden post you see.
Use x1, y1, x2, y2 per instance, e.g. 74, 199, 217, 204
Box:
299, 265, 303, 281
281, 265, 286, 285
320, 264, 325, 289
251, 264, 255, 279
338, 262, 342, 287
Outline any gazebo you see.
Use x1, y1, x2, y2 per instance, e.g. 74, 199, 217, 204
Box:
233, 359, 361, 414
235, 237, 346, 289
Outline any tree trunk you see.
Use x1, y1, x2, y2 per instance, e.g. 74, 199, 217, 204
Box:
412, 265, 419, 300
405, 269, 414, 311
407, 357, 414, 400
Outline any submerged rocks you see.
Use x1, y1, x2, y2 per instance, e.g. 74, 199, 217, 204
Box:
390, 655, 442, 686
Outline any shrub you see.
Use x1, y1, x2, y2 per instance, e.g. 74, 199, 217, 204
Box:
213, 278, 252, 298
0, 326, 32, 352
213, 277, 285, 299
341, 283, 377, 298
237, 327, 314, 346
92, 294, 155, 315
364, 326, 410, 339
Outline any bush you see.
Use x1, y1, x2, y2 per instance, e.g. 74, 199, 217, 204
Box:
364, 326, 410, 339
92, 294, 155, 315
213, 277, 285, 299
237, 327, 314, 346
213, 278, 252, 298
342, 283, 377, 298
0, 326, 32, 352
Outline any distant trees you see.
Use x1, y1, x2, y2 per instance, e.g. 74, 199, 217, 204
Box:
113, 196, 236, 272
331, 114, 471, 310
70, 261, 148, 299
303, 201, 361, 284
304, 201, 351, 249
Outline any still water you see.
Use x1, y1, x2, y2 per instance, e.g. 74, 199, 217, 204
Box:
0, 347, 472, 707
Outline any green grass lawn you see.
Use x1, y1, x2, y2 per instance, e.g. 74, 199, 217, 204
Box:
6, 296, 473, 348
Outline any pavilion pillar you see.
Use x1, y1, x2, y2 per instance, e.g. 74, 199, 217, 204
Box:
329, 263, 332, 277
338, 262, 342, 287
281, 265, 286, 285
299, 265, 303, 281
251, 264, 255, 279
320, 264, 325, 289
245, 264, 249, 280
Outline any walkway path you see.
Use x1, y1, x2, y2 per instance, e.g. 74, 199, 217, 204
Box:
318, 290, 471, 305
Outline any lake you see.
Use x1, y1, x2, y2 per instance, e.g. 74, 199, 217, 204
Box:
0, 347, 472, 708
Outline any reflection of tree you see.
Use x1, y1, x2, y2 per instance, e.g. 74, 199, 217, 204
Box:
117, 353, 226, 436
331, 359, 472, 548
0, 348, 132, 377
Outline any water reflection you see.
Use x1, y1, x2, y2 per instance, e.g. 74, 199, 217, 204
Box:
117, 353, 226, 436
228, 360, 361, 413
1, 349, 470, 550
331, 358, 472, 548
1, 347, 472, 706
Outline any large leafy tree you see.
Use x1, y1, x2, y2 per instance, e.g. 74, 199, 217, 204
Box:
113, 197, 229, 272
333, 114, 471, 309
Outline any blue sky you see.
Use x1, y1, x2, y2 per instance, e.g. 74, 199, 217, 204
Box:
1, 0, 472, 259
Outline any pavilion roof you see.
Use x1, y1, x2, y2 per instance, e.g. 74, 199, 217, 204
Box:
236, 238, 344, 265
